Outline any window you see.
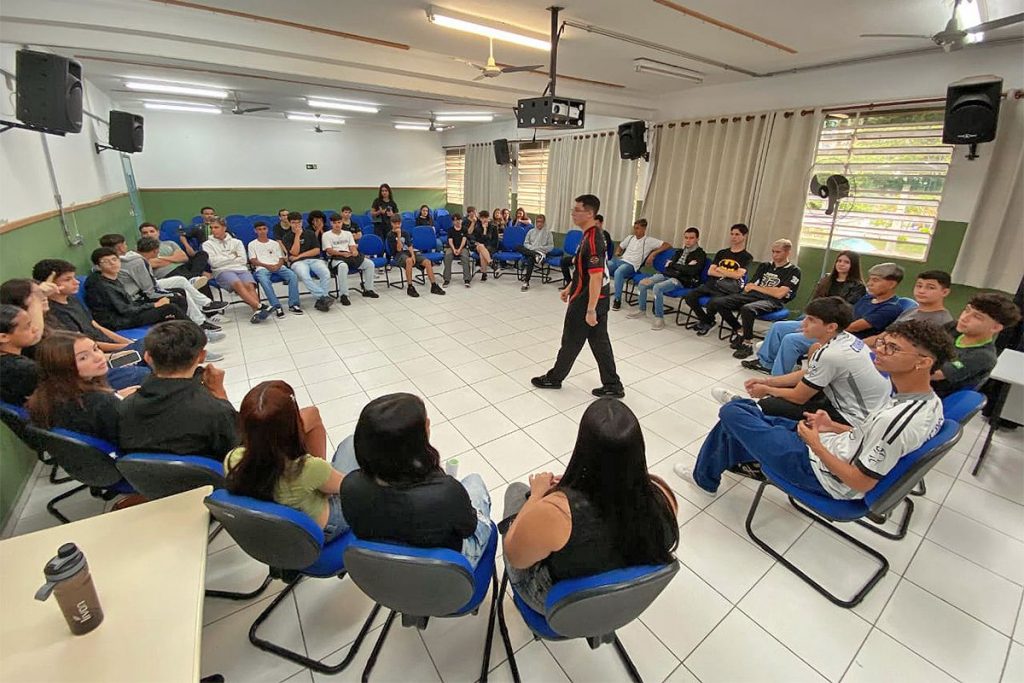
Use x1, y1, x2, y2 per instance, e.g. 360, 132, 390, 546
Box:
445, 147, 465, 205
516, 141, 549, 215
799, 109, 952, 262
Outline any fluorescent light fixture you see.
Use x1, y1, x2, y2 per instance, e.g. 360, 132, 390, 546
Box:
395, 124, 432, 131
307, 98, 380, 113
633, 58, 704, 84
287, 113, 346, 124
427, 7, 550, 51
126, 81, 229, 98
144, 102, 222, 114
434, 114, 494, 122
958, 0, 984, 43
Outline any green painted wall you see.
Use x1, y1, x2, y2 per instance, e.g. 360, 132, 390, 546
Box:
1, 427, 36, 529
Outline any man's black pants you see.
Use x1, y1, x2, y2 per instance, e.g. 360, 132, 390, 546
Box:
167, 251, 213, 297
684, 283, 722, 325
119, 303, 188, 330
707, 294, 783, 339
758, 394, 850, 426
560, 255, 573, 285
546, 296, 622, 390
514, 246, 540, 283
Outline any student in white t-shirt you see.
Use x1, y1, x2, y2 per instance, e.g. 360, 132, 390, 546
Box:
677, 319, 952, 501
248, 221, 301, 317
322, 214, 378, 306
606, 219, 670, 310
712, 296, 891, 426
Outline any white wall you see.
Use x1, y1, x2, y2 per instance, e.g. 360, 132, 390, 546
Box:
0, 44, 127, 224
130, 111, 445, 189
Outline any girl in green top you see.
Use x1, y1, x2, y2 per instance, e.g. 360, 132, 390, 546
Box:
225, 380, 358, 541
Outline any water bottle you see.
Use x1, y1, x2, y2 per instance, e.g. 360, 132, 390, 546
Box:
35, 543, 104, 635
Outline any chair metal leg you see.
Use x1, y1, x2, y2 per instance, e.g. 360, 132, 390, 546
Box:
909, 480, 926, 497
611, 634, 643, 683
495, 574, 522, 683
205, 571, 273, 600
479, 572, 500, 683
745, 481, 888, 608
46, 484, 89, 523
207, 521, 225, 543
360, 608, 398, 682
47, 460, 72, 485
249, 577, 383, 674
855, 496, 914, 541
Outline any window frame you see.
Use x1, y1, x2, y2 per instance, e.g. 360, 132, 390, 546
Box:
515, 140, 549, 216
445, 147, 465, 206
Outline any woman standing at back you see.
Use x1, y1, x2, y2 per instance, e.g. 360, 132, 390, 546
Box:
370, 184, 398, 239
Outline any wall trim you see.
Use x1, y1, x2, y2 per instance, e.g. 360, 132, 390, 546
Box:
0, 192, 129, 235
139, 186, 446, 192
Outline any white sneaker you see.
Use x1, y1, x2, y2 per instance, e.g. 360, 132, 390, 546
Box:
651, 317, 665, 330
672, 463, 716, 498
626, 309, 646, 319
204, 350, 225, 362
711, 387, 744, 405
753, 340, 763, 355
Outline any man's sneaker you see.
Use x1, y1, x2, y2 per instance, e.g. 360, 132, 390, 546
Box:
732, 343, 754, 359
362, 290, 379, 298
729, 462, 767, 482
430, 282, 446, 296
250, 309, 265, 324
257, 304, 272, 320
531, 375, 562, 389
443, 280, 450, 288
672, 464, 716, 498
202, 301, 229, 314
200, 320, 222, 332
314, 297, 334, 311
407, 284, 420, 298
626, 309, 646, 319
521, 283, 529, 292
741, 358, 771, 374
612, 299, 622, 311
694, 322, 713, 336
711, 387, 744, 405
592, 386, 625, 398
753, 340, 764, 355
729, 331, 745, 349
464, 281, 471, 288
339, 295, 351, 306
204, 350, 225, 362
288, 305, 304, 315
651, 317, 666, 330
205, 330, 226, 343
481, 271, 488, 282
189, 275, 209, 291
274, 306, 285, 318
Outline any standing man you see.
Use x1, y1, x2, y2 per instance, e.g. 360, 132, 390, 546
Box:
532, 195, 624, 398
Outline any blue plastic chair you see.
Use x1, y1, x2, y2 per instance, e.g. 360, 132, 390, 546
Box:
941, 390, 986, 424
434, 209, 452, 234
896, 297, 918, 314
746, 419, 962, 607
158, 219, 186, 242
412, 226, 444, 263
343, 526, 500, 681
359, 233, 391, 289
75, 276, 150, 341
543, 229, 582, 284
624, 249, 674, 305
1, 401, 70, 484
203, 490, 379, 674
352, 214, 373, 232
493, 226, 528, 279
498, 562, 679, 682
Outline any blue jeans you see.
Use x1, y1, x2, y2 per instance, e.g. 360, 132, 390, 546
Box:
606, 259, 636, 302
757, 320, 813, 375
291, 258, 331, 299
459, 473, 493, 568
323, 435, 361, 542
693, 400, 829, 497
637, 273, 682, 318
254, 266, 300, 309
108, 364, 150, 390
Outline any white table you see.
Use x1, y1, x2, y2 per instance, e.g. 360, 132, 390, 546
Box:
974, 348, 1024, 475
0, 487, 211, 683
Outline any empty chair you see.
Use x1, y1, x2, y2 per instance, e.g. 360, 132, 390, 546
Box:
1, 401, 68, 484
493, 226, 528, 279
358, 233, 391, 288
411, 226, 444, 264
623, 249, 674, 304
544, 229, 582, 284
159, 219, 186, 242
941, 389, 986, 424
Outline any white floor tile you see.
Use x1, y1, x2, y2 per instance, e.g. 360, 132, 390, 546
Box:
544, 620, 679, 683
842, 628, 957, 683
523, 414, 582, 459
478, 431, 554, 482
943, 479, 1024, 543
293, 576, 387, 662
706, 484, 809, 556
640, 563, 732, 661
927, 507, 1024, 585
493, 392, 559, 428
1005, 641, 1024, 683
429, 421, 474, 458
450, 406, 519, 448
488, 640, 570, 683
310, 618, 442, 683
641, 407, 709, 449
676, 512, 774, 603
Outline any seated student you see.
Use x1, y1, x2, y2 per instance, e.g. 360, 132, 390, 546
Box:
322, 213, 377, 304
84, 247, 189, 331
202, 218, 273, 324
225, 381, 346, 540
707, 238, 801, 359
492, 206, 507, 233
248, 221, 302, 317
282, 211, 334, 312
676, 319, 951, 501
862, 270, 954, 346
138, 222, 216, 301
559, 214, 613, 287
337, 393, 492, 566
686, 223, 754, 333
26, 333, 140, 445
415, 204, 434, 227
183, 205, 217, 244
607, 219, 671, 310
0, 276, 56, 332
502, 399, 679, 613
467, 210, 498, 280
387, 214, 445, 297
0, 304, 45, 405
715, 297, 891, 426
932, 292, 1020, 397
272, 208, 292, 242
512, 207, 533, 229
516, 213, 554, 291
742, 262, 905, 374
628, 226, 707, 330
307, 210, 328, 240
337, 206, 361, 238
134, 237, 226, 339
442, 214, 473, 288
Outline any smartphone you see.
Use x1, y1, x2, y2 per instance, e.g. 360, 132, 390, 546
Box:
178, 227, 186, 235
108, 350, 142, 368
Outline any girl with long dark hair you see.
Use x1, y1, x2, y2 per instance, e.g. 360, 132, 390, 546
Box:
415, 204, 434, 226
225, 381, 352, 541
502, 399, 679, 612
370, 183, 398, 238
0, 304, 44, 405
337, 393, 493, 565
512, 207, 532, 228
810, 250, 865, 303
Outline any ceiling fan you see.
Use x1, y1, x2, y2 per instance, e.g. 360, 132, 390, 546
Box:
312, 124, 343, 134
861, 0, 1024, 52
456, 37, 544, 80
231, 92, 270, 115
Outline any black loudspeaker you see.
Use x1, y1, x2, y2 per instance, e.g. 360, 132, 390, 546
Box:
617, 120, 647, 160
942, 75, 1002, 145
109, 111, 144, 152
15, 49, 84, 133
493, 138, 511, 165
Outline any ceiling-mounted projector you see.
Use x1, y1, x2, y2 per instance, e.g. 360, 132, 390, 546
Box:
515, 7, 586, 130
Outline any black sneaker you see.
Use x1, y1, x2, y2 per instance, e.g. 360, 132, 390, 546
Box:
202, 301, 229, 314
314, 297, 333, 312
407, 285, 419, 298
430, 282, 446, 296
729, 331, 745, 349
274, 306, 285, 318
729, 462, 767, 482
732, 343, 754, 359
695, 322, 713, 336
741, 359, 771, 374
592, 386, 625, 398
362, 290, 379, 298
612, 299, 622, 311
464, 281, 471, 288
481, 272, 488, 282
288, 305, 304, 315
531, 375, 561, 389
442, 280, 450, 288
339, 295, 351, 306
200, 320, 222, 332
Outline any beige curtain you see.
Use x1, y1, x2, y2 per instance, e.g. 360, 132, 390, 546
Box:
952, 94, 1024, 292
544, 132, 638, 238
464, 142, 510, 212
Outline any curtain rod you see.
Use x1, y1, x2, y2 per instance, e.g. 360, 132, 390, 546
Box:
822, 89, 1020, 113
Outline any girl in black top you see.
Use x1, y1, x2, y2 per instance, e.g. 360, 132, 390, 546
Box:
370, 183, 398, 238
468, 211, 499, 280
0, 304, 44, 405
415, 205, 434, 226
502, 399, 679, 612
809, 250, 866, 304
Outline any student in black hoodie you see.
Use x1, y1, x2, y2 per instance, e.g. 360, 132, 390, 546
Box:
628, 226, 707, 330
84, 248, 187, 331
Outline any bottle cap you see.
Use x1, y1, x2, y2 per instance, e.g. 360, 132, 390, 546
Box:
35, 543, 86, 601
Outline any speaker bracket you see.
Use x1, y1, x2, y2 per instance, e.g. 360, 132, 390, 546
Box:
94, 143, 115, 155
0, 119, 68, 136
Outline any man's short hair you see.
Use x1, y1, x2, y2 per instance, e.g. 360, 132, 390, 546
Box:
772, 238, 793, 251
138, 222, 158, 233
730, 223, 749, 235
209, 217, 225, 228
805, 296, 854, 330
144, 320, 207, 373
328, 213, 340, 222
452, 213, 462, 220
478, 210, 490, 219
254, 220, 268, 228
91, 247, 117, 266
390, 214, 403, 224
869, 262, 905, 283
340, 205, 352, 213
595, 214, 604, 223
575, 194, 601, 214
537, 213, 546, 221
634, 218, 648, 228
136, 237, 160, 254
886, 319, 955, 367
684, 226, 700, 237
968, 292, 1021, 327
917, 270, 951, 288
287, 211, 302, 222
466, 206, 476, 214
278, 208, 288, 215
99, 233, 125, 248
200, 206, 215, 214
31, 259, 75, 282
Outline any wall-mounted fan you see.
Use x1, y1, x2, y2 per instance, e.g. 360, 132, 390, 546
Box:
810, 174, 850, 216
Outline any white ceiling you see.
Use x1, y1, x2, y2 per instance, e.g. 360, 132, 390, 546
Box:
1, 0, 1022, 128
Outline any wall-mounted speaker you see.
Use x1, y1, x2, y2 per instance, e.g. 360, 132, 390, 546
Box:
15, 49, 83, 134
617, 120, 647, 160
109, 111, 144, 153
493, 138, 511, 165
942, 75, 1003, 146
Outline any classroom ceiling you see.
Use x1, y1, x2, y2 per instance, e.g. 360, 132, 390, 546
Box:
2, 0, 1022, 127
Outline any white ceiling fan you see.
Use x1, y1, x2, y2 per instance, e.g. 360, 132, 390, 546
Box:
230, 92, 270, 115
456, 37, 544, 80
861, 0, 1024, 52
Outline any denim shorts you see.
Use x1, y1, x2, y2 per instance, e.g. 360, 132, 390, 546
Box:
214, 269, 255, 287
322, 494, 349, 543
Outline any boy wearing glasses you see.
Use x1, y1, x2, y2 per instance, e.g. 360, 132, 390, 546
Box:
677, 319, 952, 501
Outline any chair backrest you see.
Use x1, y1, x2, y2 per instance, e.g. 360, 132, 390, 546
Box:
359, 233, 386, 257
352, 214, 373, 230
401, 216, 416, 232
941, 390, 986, 424
502, 225, 527, 250
411, 226, 438, 252
28, 427, 123, 488
546, 562, 679, 639
0, 401, 42, 452
159, 219, 185, 242
190, 215, 203, 225
562, 229, 583, 256
231, 221, 257, 247
343, 539, 475, 617
864, 419, 961, 515
204, 489, 324, 570
75, 275, 90, 310
652, 249, 673, 273
117, 453, 226, 500
896, 297, 918, 314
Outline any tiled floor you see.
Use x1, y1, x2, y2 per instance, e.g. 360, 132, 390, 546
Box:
6, 273, 1024, 682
